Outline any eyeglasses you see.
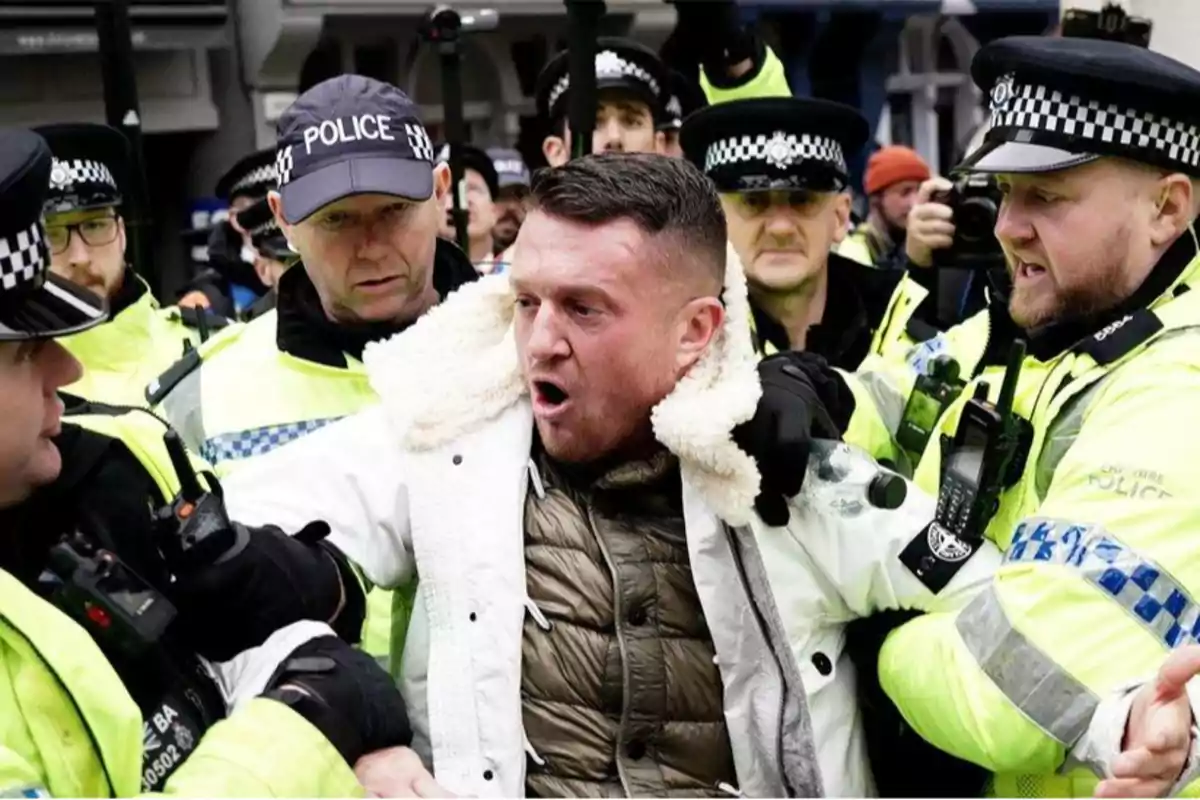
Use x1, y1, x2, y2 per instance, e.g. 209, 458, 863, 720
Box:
45, 216, 119, 255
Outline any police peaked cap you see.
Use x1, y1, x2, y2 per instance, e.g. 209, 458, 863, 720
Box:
235, 197, 291, 261
962, 36, 1200, 176
536, 37, 669, 123
435, 142, 500, 199
215, 147, 278, 202
0, 127, 107, 340
34, 122, 131, 215
659, 69, 708, 132
680, 96, 869, 193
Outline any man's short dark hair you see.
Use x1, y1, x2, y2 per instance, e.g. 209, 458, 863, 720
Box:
528, 153, 727, 288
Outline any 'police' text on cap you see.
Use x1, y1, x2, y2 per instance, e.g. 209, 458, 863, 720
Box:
274, 74, 436, 225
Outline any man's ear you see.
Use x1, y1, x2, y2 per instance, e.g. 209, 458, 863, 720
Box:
655, 130, 667, 155
543, 135, 568, 168
1150, 173, 1195, 247
676, 296, 725, 373
831, 191, 853, 244
433, 162, 452, 200
267, 190, 291, 240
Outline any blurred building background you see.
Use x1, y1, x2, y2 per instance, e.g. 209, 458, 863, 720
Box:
0, 0, 1154, 293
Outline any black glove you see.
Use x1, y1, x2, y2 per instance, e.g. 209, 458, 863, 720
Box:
167, 520, 365, 662
666, 0, 762, 85
264, 636, 412, 766
733, 352, 857, 526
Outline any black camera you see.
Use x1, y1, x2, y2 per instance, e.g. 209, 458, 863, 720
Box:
931, 174, 1005, 270
1061, 4, 1152, 48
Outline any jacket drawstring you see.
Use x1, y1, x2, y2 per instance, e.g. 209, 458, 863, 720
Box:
716, 782, 744, 797
527, 458, 546, 499
525, 596, 552, 632
523, 731, 547, 767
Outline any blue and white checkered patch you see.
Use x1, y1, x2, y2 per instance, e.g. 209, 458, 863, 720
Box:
0, 787, 50, 798
200, 416, 342, 466
906, 333, 950, 377
1008, 518, 1200, 649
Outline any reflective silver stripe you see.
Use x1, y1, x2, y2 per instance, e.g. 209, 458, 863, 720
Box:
1009, 518, 1200, 650
957, 585, 1099, 745
855, 368, 907, 434
155, 367, 206, 458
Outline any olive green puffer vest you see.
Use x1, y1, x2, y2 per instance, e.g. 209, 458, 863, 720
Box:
521, 448, 737, 798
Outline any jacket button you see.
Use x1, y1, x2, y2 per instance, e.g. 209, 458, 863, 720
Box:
452, 454, 463, 465
627, 607, 647, 626
812, 652, 832, 676
626, 740, 646, 760
483, 770, 494, 781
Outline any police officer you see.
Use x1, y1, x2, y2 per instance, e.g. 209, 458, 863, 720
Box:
0, 126, 415, 797
487, 146, 531, 257
435, 143, 501, 270
179, 147, 278, 318
231, 193, 295, 320
35, 123, 229, 409
839, 36, 1200, 797
658, 69, 708, 159
535, 37, 670, 166
148, 75, 477, 666
680, 97, 911, 372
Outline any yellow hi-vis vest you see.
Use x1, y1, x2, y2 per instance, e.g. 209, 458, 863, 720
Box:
147, 309, 406, 670
880, 253, 1200, 797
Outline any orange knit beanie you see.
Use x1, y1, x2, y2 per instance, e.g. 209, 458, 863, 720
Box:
864, 145, 931, 195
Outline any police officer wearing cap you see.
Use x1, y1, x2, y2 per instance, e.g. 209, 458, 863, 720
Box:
658, 69, 708, 159
536, 37, 671, 166
148, 75, 478, 666
681, 97, 910, 374
179, 147, 280, 319
232, 194, 295, 320
487, 146, 530, 257
820, 36, 1200, 797
0, 126, 420, 798
34, 123, 229, 409
435, 143, 502, 270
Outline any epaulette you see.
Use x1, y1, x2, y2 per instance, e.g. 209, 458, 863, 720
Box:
145, 347, 202, 407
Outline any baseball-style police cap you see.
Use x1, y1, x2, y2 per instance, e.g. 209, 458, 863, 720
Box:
0, 128, 107, 341
487, 147, 531, 191
235, 197, 292, 261
34, 122, 129, 216
536, 37, 669, 123
962, 36, 1200, 176
274, 74, 436, 225
216, 148, 278, 203
680, 97, 869, 193
659, 70, 708, 133
436, 143, 500, 199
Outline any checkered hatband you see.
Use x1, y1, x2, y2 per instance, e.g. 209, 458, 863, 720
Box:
0, 219, 47, 293
547, 49, 662, 114
230, 163, 279, 196
988, 72, 1200, 170
275, 145, 295, 187
704, 130, 848, 176
49, 158, 117, 193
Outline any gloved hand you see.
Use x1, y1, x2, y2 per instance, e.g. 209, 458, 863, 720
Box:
167, 520, 365, 662
733, 352, 857, 526
264, 636, 413, 766
666, 0, 761, 80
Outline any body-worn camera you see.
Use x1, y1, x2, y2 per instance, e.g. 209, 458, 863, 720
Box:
931, 174, 1005, 270
1062, 4, 1152, 48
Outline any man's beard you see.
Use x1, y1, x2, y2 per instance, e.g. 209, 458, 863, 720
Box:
1009, 266, 1127, 330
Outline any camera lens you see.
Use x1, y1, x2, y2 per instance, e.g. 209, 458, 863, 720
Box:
957, 197, 998, 244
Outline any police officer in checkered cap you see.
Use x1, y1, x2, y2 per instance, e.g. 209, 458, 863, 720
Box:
680, 97, 906, 370
0, 127, 106, 340
227, 196, 294, 321
658, 69, 707, 159
33, 122, 227, 408
536, 37, 669, 167
815, 35, 1200, 800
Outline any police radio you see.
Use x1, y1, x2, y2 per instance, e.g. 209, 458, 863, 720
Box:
155, 431, 247, 570
900, 340, 1031, 592
896, 354, 966, 460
